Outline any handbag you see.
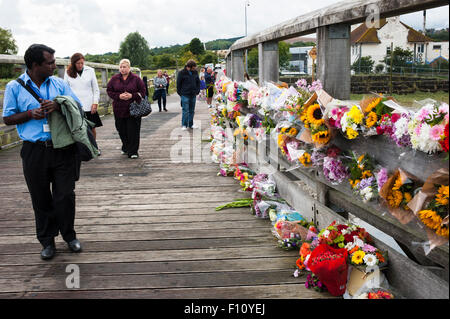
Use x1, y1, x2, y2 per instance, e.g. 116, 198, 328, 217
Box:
130, 93, 152, 117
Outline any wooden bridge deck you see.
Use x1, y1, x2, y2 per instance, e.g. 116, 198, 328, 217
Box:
0, 96, 333, 299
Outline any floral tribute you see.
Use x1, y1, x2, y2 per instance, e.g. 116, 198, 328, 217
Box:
418, 184, 449, 239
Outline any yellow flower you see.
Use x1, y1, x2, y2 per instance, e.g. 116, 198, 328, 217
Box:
346, 127, 359, 139
392, 177, 403, 191
419, 210, 443, 230
312, 130, 331, 144
403, 192, 412, 204
351, 250, 366, 265
366, 111, 378, 128
350, 179, 361, 189
348, 105, 364, 124
436, 225, 449, 239
362, 170, 373, 179
299, 153, 312, 167
436, 185, 449, 206
306, 104, 325, 126
288, 128, 298, 137
280, 127, 288, 134
366, 98, 382, 113
388, 190, 403, 208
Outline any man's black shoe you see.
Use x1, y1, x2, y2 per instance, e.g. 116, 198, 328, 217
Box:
67, 239, 82, 253
40, 245, 56, 260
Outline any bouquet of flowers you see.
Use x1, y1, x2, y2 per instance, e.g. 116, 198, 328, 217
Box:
380, 168, 421, 224
318, 221, 372, 249
340, 105, 365, 140
408, 168, 449, 244
322, 151, 349, 185
347, 153, 380, 202
408, 102, 449, 154
347, 242, 388, 272
234, 165, 256, 192
360, 96, 393, 136
305, 273, 327, 293
306, 244, 349, 296
356, 288, 394, 299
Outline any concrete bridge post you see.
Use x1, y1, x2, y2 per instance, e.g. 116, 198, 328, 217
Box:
57, 65, 66, 79
101, 69, 109, 87
316, 23, 351, 100
231, 49, 245, 82
226, 54, 232, 78
258, 41, 279, 85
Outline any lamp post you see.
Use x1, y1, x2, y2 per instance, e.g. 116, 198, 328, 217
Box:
244, 0, 250, 74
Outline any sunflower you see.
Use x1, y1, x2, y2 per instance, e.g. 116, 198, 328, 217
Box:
392, 176, 403, 191
312, 130, 330, 144
388, 190, 403, 208
300, 108, 310, 128
436, 185, 449, 206
366, 111, 378, 128
307, 104, 325, 126
280, 127, 288, 134
346, 127, 359, 139
403, 192, 412, 204
436, 225, 449, 239
418, 210, 443, 230
351, 250, 366, 265
366, 98, 382, 113
299, 152, 312, 167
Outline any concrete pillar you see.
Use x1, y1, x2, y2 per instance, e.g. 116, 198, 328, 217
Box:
101, 69, 108, 87
226, 55, 232, 78
258, 41, 279, 85
231, 49, 245, 82
316, 23, 351, 100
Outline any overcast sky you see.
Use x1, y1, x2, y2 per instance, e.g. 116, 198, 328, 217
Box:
1, 0, 449, 57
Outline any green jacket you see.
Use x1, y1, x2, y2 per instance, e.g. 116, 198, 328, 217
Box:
49, 95, 99, 158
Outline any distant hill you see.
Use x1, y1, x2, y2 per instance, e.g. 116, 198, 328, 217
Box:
149, 36, 243, 55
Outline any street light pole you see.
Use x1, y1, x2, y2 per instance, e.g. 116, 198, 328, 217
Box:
244, 0, 250, 74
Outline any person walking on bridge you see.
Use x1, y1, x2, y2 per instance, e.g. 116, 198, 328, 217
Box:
2, 44, 84, 260
154, 69, 168, 112
107, 59, 146, 159
177, 59, 200, 130
64, 53, 102, 153
205, 67, 215, 108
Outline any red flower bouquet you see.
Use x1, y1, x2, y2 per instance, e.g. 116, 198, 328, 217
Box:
308, 244, 349, 296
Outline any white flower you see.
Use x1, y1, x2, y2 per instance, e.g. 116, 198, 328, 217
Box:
345, 242, 356, 251
322, 230, 330, 238
394, 117, 409, 139
363, 254, 378, 267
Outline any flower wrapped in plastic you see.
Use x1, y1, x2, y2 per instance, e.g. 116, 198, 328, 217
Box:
355, 288, 394, 299
408, 168, 449, 248
408, 102, 449, 154
360, 95, 394, 136
346, 241, 388, 273
379, 168, 421, 224
318, 221, 372, 249
340, 105, 365, 140
322, 153, 349, 185
306, 244, 349, 296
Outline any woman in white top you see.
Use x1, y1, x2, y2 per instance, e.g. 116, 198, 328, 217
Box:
64, 53, 102, 142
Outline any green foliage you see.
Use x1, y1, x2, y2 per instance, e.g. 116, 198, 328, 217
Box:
205, 37, 243, 50
426, 28, 449, 41
119, 32, 151, 69
189, 38, 205, 56
199, 51, 218, 65
152, 53, 177, 68
84, 52, 120, 65
0, 27, 19, 78
290, 41, 316, 48
247, 42, 292, 73
383, 46, 414, 73
352, 56, 375, 73
179, 51, 197, 67
375, 63, 384, 73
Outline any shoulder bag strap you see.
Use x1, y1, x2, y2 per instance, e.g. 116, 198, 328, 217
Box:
16, 78, 42, 103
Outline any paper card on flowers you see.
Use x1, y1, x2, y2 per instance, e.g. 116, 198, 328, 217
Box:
316, 89, 334, 108
346, 267, 384, 297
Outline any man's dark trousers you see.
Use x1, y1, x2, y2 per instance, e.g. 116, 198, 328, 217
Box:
21, 142, 80, 248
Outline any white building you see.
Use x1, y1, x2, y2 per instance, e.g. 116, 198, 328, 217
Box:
351, 17, 447, 69
288, 46, 314, 74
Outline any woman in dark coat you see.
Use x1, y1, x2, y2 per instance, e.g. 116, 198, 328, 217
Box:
107, 59, 146, 159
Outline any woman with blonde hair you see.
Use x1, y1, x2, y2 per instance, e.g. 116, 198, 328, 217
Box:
64, 53, 102, 148
107, 59, 146, 159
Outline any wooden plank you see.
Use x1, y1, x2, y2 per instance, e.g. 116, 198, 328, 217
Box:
18, 284, 336, 299
0, 256, 295, 278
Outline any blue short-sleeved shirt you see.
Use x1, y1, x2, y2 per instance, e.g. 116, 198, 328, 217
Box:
2, 72, 81, 142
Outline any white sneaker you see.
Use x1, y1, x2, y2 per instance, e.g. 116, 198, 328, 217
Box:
130, 155, 139, 159
182, 126, 188, 131
191, 124, 199, 129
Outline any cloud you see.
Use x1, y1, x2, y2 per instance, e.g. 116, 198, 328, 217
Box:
1, 0, 448, 57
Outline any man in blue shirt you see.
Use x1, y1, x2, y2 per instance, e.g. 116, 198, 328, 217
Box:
2, 44, 83, 260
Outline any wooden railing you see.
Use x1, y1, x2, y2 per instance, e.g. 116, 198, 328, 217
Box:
226, 0, 448, 100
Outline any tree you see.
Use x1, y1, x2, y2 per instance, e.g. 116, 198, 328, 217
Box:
351, 56, 375, 73
278, 42, 291, 69
199, 51, 218, 66
382, 47, 414, 73
189, 38, 205, 56
179, 51, 197, 67
0, 27, 19, 78
154, 53, 177, 68
119, 32, 151, 69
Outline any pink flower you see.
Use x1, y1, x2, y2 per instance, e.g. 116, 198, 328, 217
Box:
430, 124, 445, 141
417, 108, 430, 122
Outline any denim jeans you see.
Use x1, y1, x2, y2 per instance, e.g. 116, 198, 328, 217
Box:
181, 95, 196, 128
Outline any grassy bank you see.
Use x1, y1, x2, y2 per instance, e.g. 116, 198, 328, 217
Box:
350, 91, 449, 107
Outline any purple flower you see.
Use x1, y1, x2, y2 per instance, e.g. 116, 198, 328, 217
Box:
308, 80, 323, 92
305, 281, 310, 289
296, 79, 308, 89
323, 157, 349, 184
359, 177, 374, 190
376, 168, 388, 192
362, 244, 377, 253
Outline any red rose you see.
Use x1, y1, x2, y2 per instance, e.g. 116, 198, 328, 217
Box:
376, 126, 385, 135
391, 113, 401, 123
